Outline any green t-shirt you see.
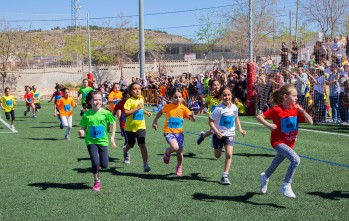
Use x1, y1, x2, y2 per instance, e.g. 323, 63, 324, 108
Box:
79, 86, 94, 104
80, 108, 115, 146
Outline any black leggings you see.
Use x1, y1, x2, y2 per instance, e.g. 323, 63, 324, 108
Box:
87, 144, 109, 174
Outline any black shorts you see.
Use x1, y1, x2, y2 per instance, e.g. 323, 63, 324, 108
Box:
5, 110, 15, 121
212, 134, 235, 149
35, 103, 41, 109
126, 129, 146, 147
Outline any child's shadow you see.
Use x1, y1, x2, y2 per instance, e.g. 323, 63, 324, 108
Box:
28, 182, 90, 190
308, 190, 349, 200
77, 157, 119, 163
192, 192, 286, 208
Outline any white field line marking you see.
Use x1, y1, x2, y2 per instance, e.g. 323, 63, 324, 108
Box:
194, 115, 349, 137
0, 116, 18, 133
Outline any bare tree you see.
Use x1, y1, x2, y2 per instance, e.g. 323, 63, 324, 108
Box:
303, 0, 349, 39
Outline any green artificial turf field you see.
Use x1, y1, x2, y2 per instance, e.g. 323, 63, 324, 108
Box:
0, 102, 348, 220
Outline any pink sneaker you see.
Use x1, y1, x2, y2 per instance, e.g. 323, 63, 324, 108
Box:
92, 180, 101, 191
176, 165, 182, 176
163, 149, 171, 164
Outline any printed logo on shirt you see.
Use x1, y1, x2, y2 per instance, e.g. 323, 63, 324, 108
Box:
83, 93, 88, 98
168, 117, 183, 129
113, 98, 120, 105
34, 93, 39, 98
89, 126, 105, 139
64, 104, 72, 112
219, 115, 235, 128
6, 100, 13, 106
281, 116, 298, 133
121, 113, 126, 122
55, 95, 62, 101
133, 109, 144, 120
28, 98, 33, 103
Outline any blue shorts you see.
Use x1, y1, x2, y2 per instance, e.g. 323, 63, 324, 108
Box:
164, 133, 184, 149
212, 134, 235, 149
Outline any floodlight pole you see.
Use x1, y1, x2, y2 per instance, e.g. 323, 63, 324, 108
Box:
248, 0, 253, 62
139, 0, 145, 79
87, 13, 92, 73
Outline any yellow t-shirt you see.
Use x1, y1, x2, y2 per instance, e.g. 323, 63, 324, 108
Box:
162, 103, 191, 134
1, 95, 15, 112
204, 95, 221, 115
33, 90, 40, 103
124, 97, 146, 132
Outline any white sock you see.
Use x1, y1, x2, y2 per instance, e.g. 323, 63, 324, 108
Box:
222, 172, 228, 177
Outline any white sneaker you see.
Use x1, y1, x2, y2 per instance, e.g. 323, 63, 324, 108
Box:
280, 183, 296, 198
260, 172, 269, 194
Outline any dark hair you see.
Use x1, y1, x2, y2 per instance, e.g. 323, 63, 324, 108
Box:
61, 88, 69, 94
83, 78, 89, 83
218, 86, 232, 98
122, 88, 129, 99
25, 85, 32, 90
109, 83, 120, 93
269, 84, 295, 106
169, 87, 182, 98
85, 90, 101, 109
4, 87, 10, 92
209, 79, 220, 89
127, 82, 141, 97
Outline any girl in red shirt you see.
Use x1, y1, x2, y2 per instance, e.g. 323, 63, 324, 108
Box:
256, 84, 313, 198
23, 85, 36, 118
113, 89, 130, 148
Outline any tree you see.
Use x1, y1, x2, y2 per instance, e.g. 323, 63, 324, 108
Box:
194, 11, 224, 58
0, 20, 18, 91
62, 33, 88, 65
220, 0, 276, 60
303, 0, 349, 39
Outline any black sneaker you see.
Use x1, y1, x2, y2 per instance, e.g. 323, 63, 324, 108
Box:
197, 131, 205, 145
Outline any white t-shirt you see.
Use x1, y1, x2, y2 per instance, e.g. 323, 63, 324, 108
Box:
209, 103, 238, 136
314, 75, 326, 94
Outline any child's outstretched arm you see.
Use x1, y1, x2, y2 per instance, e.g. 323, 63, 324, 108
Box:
110, 121, 117, 148
235, 116, 246, 136
256, 113, 277, 131
152, 111, 163, 131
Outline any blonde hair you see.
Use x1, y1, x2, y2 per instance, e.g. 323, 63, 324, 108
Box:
269, 84, 296, 106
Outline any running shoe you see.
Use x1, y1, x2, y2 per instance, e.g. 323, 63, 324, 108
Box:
92, 180, 101, 191
260, 172, 269, 194
143, 164, 151, 172
220, 176, 231, 185
176, 165, 182, 176
280, 183, 296, 198
197, 131, 205, 145
123, 146, 130, 164
163, 149, 171, 164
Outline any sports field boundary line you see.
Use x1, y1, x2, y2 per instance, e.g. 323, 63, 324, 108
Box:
185, 131, 349, 169
0, 116, 18, 133
194, 115, 349, 137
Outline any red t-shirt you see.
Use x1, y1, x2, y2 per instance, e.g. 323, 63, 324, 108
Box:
24, 92, 34, 106
113, 99, 126, 128
263, 105, 305, 148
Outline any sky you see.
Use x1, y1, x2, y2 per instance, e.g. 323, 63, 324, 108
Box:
0, 0, 299, 39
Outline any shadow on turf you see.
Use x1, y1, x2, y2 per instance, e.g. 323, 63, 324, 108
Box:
308, 191, 349, 200
234, 153, 275, 158
192, 192, 286, 208
156, 152, 217, 161
77, 157, 119, 163
26, 137, 61, 141
28, 182, 90, 190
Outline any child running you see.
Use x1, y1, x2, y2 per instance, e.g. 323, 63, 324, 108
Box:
55, 88, 78, 140
32, 85, 41, 116
0, 87, 16, 129
209, 86, 246, 185
79, 90, 117, 191
48, 85, 64, 129
123, 82, 152, 172
195, 80, 221, 145
23, 85, 37, 118
256, 84, 313, 198
78, 79, 94, 116
108, 83, 123, 110
152, 87, 196, 176
113, 89, 129, 149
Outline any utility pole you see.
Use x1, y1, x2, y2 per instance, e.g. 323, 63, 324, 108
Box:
87, 13, 92, 73
295, 0, 299, 42
248, 0, 253, 62
139, 0, 145, 79
289, 10, 292, 47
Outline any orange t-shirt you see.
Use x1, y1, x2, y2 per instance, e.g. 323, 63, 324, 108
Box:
108, 90, 123, 109
56, 97, 76, 117
161, 103, 192, 134
159, 85, 167, 97
182, 89, 188, 99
